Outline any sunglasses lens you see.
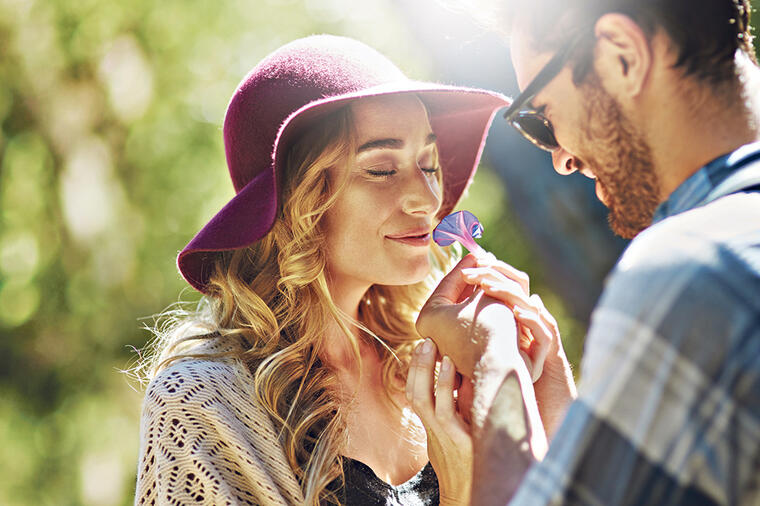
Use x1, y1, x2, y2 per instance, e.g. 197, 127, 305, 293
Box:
511, 113, 558, 151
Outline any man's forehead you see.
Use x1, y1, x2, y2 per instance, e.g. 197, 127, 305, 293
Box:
509, 28, 552, 92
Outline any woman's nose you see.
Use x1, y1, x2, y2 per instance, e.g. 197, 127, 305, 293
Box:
552, 148, 578, 175
402, 169, 442, 216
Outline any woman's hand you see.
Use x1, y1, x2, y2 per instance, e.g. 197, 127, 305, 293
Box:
460, 256, 578, 438
407, 339, 472, 505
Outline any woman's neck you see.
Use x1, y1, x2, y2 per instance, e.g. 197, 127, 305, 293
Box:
320, 274, 371, 373
336, 336, 428, 486
322, 276, 429, 485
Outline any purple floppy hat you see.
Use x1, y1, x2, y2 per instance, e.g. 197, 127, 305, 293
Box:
178, 34, 510, 293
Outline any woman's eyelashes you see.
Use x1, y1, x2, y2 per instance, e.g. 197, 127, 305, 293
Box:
363, 165, 440, 179
366, 167, 397, 177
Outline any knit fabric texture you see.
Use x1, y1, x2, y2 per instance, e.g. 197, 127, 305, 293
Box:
135, 337, 304, 505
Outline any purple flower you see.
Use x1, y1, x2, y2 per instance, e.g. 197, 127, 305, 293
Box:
433, 210, 484, 254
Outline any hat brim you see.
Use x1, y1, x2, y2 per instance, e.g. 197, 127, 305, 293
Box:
179, 83, 510, 293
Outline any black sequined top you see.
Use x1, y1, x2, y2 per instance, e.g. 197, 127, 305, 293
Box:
339, 457, 439, 505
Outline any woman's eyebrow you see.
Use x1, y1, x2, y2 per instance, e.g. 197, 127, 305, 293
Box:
357, 133, 437, 153
357, 138, 404, 153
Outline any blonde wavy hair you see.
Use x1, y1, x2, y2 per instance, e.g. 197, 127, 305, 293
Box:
142, 101, 457, 504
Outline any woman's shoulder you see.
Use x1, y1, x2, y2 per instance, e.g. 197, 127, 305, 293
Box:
137, 338, 306, 505
139, 336, 289, 465
143, 336, 258, 414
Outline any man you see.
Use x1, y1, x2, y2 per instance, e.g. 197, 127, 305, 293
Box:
411, 0, 760, 504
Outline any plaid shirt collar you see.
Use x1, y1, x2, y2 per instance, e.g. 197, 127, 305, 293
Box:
652, 141, 760, 225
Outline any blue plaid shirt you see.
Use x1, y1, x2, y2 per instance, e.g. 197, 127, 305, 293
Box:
511, 143, 760, 505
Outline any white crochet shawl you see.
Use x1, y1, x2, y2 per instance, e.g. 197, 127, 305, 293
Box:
135, 338, 305, 505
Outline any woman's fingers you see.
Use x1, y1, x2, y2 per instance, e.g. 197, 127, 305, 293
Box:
407, 340, 470, 431
407, 338, 437, 421
434, 356, 456, 420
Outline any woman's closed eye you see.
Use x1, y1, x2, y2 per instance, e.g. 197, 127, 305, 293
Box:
362, 163, 439, 180
366, 167, 397, 178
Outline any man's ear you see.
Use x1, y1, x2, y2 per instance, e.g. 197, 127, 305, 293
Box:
593, 13, 652, 100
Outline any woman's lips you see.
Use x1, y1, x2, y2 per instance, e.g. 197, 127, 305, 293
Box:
386, 232, 432, 247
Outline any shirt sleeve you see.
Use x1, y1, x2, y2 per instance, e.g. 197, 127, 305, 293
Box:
134, 359, 304, 506
510, 224, 760, 505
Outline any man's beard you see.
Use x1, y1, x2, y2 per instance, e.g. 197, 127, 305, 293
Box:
576, 75, 661, 239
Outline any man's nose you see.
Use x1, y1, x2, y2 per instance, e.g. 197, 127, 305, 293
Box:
552, 148, 577, 175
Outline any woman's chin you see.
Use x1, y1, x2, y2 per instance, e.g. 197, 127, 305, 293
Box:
383, 261, 431, 286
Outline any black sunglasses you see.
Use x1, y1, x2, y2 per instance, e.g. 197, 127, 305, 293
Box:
503, 33, 587, 152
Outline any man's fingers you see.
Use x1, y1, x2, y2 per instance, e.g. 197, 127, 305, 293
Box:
463, 269, 537, 313
514, 306, 555, 382
425, 254, 479, 306
530, 294, 560, 337
519, 349, 535, 381
462, 266, 558, 345
474, 257, 530, 295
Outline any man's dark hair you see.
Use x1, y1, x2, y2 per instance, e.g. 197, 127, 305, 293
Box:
505, 0, 756, 86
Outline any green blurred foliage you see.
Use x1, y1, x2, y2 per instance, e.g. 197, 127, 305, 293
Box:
1, 0, 758, 504
0, 1, 432, 504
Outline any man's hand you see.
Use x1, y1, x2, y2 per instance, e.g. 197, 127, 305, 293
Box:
416, 256, 545, 444
418, 254, 553, 504
418, 253, 576, 438
416, 255, 515, 378
460, 255, 578, 438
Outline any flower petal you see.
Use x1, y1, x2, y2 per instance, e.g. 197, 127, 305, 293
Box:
433, 210, 484, 253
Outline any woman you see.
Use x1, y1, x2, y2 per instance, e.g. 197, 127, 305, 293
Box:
135, 35, 509, 505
